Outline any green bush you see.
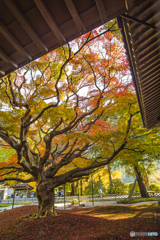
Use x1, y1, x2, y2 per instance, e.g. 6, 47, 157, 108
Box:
84, 179, 107, 195
150, 183, 160, 191
106, 179, 129, 194
71, 198, 79, 205
112, 179, 128, 193
128, 182, 140, 192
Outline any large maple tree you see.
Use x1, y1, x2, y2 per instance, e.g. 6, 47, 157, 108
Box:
0, 21, 138, 217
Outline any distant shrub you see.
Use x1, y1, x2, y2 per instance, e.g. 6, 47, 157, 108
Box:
71, 198, 79, 205
106, 179, 128, 194
150, 183, 160, 191
128, 182, 140, 192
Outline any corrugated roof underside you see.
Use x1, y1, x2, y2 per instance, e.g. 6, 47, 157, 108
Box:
123, 0, 160, 129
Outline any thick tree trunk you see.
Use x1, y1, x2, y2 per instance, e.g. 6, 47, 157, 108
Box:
134, 166, 149, 198
36, 180, 56, 217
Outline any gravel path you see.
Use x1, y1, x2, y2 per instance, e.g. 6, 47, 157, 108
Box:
0, 200, 158, 211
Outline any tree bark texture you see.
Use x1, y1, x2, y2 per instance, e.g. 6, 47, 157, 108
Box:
134, 166, 149, 198
36, 179, 56, 217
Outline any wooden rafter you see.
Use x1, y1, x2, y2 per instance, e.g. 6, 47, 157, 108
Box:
0, 48, 18, 68
121, 14, 160, 32
0, 21, 32, 61
65, 0, 86, 34
4, 0, 48, 54
34, 0, 66, 45
0, 70, 5, 75
95, 0, 107, 23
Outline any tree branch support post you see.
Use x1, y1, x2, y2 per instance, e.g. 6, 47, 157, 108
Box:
91, 175, 94, 207
80, 179, 82, 195
128, 177, 137, 201
12, 182, 16, 209
53, 188, 55, 214
78, 181, 80, 205
64, 184, 65, 210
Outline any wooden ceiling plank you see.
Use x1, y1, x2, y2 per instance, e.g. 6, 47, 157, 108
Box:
95, 0, 107, 23
142, 80, 160, 94
141, 71, 160, 83
142, 78, 160, 92
140, 58, 160, 74
138, 45, 160, 62
141, 64, 160, 78
145, 100, 160, 111
131, 13, 156, 33
145, 104, 160, 115
132, 1, 158, 20
145, 108, 160, 116
34, 0, 66, 45
139, 50, 160, 66
0, 48, 18, 68
146, 109, 160, 118
141, 74, 160, 88
0, 21, 32, 61
136, 40, 159, 57
143, 88, 160, 100
134, 32, 159, 49
4, 0, 48, 54
121, 14, 160, 32
132, 21, 160, 41
65, 0, 86, 35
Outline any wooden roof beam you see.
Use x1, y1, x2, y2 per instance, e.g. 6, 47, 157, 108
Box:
120, 14, 160, 32
0, 21, 32, 61
4, 0, 48, 54
130, 1, 159, 26
34, 0, 66, 45
95, 0, 108, 23
0, 70, 5, 75
65, 0, 86, 35
0, 48, 18, 68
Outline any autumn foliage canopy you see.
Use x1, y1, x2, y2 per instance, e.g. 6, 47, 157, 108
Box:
0, 20, 143, 216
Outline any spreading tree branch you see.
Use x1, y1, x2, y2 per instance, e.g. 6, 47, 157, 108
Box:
0, 177, 36, 183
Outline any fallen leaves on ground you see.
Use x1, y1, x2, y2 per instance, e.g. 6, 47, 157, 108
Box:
0, 203, 159, 240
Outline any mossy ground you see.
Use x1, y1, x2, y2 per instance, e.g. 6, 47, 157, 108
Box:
0, 203, 159, 239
